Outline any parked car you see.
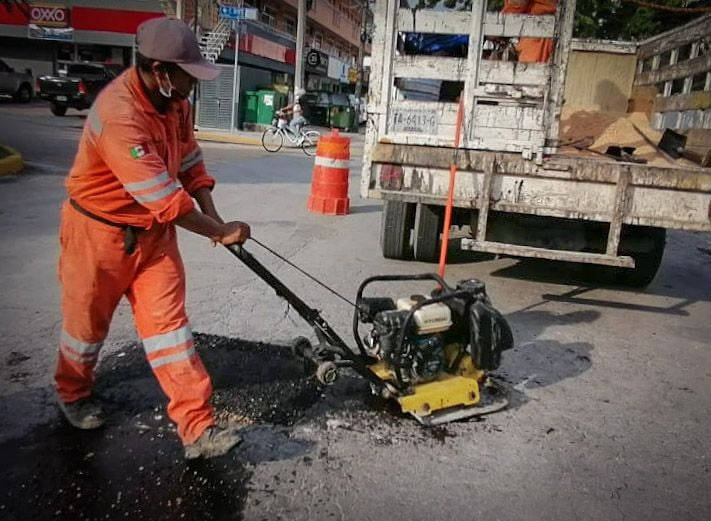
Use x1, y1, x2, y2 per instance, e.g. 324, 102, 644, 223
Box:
38, 62, 123, 116
300, 92, 357, 131
0, 58, 33, 103
300, 92, 330, 127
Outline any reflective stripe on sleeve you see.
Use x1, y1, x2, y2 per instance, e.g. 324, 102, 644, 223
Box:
180, 149, 203, 173
87, 105, 102, 136
131, 181, 181, 204
124, 171, 171, 193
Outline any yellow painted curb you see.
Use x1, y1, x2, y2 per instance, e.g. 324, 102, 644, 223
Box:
195, 131, 261, 146
0, 145, 24, 177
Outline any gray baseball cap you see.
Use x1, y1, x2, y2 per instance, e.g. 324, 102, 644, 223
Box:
136, 17, 220, 81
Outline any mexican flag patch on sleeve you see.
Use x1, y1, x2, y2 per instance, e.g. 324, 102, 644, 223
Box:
129, 145, 147, 159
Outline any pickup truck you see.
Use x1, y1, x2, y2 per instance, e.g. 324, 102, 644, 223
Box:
38, 63, 123, 116
362, 1, 711, 287
0, 58, 33, 103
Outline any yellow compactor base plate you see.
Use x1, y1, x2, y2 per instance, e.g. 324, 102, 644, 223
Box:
368, 353, 509, 426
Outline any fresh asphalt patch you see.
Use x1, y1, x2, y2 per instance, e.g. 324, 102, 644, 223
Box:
0, 333, 467, 520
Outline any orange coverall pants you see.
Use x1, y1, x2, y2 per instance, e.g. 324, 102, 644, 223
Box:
55, 202, 214, 444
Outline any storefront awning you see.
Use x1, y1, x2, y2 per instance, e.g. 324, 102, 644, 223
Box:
219, 49, 294, 75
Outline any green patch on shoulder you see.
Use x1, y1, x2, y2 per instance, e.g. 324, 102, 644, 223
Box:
129, 145, 146, 159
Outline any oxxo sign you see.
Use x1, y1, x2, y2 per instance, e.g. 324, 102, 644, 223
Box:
30, 5, 70, 28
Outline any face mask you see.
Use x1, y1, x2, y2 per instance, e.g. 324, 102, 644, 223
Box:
157, 70, 174, 98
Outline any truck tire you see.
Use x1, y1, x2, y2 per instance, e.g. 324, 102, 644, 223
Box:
614, 226, 666, 287
50, 102, 67, 116
413, 203, 441, 263
380, 200, 415, 260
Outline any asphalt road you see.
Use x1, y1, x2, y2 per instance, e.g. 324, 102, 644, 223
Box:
1, 99, 710, 521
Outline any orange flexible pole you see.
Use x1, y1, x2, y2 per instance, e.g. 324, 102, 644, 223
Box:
438, 96, 465, 278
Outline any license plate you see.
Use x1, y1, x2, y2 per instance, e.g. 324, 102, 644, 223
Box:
390, 108, 439, 135
56, 96, 67, 101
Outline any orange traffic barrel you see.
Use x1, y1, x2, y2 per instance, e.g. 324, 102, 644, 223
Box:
307, 129, 350, 215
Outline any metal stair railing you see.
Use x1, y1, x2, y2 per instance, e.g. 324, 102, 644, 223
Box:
199, 17, 233, 63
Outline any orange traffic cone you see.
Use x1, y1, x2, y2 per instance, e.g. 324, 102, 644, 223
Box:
307, 129, 350, 215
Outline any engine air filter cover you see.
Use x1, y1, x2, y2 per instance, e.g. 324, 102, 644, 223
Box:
396, 297, 453, 335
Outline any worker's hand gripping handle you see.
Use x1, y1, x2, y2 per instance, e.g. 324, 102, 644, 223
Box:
225, 243, 245, 259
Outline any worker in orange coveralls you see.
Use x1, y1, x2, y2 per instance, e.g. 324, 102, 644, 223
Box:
502, 0, 557, 63
54, 17, 250, 460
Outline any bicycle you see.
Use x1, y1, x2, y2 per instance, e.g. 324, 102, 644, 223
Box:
261, 112, 320, 156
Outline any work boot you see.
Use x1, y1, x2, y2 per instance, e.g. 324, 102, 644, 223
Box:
184, 426, 243, 460
57, 396, 105, 429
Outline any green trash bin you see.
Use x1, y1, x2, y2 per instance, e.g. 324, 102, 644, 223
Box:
256, 90, 282, 125
329, 106, 355, 131
242, 91, 259, 124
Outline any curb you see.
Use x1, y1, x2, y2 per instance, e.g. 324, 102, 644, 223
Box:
195, 131, 262, 147
0, 145, 24, 177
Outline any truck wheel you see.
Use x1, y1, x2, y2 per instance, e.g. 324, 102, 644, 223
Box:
413, 203, 441, 263
614, 226, 666, 287
15, 84, 32, 103
380, 200, 415, 260
50, 102, 67, 117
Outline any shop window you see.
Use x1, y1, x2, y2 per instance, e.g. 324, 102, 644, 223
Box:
285, 16, 295, 35
261, 5, 277, 27
77, 44, 112, 63
57, 43, 73, 62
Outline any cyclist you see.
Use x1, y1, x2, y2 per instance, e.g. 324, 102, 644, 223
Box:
279, 88, 307, 134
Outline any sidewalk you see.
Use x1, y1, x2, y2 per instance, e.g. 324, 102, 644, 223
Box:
194, 129, 262, 146
195, 126, 365, 148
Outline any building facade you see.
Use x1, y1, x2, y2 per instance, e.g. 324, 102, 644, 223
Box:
215, 0, 370, 95
0, 0, 370, 130
0, 1, 167, 78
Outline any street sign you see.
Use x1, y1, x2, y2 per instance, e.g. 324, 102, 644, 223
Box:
218, 6, 258, 20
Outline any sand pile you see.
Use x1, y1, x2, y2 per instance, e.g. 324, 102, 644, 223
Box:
559, 108, 696, 167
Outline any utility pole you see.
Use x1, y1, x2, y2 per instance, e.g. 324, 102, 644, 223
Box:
294, 0, 306, 93
191, 0, 199, 126
230, 1, 242, 133
354, 0, 367, 99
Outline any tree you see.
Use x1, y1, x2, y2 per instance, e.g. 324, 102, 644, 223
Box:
574, 0, 711, 40
401, 0, 710, 40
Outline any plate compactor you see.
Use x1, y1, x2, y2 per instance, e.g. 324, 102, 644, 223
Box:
227, 242, 513, 426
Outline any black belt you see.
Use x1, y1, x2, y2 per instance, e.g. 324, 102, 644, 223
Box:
69, 199, 143, 255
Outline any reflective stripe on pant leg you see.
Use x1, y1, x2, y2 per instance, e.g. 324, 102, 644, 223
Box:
56, 329, 105, 403
55, 202, 130, 403
143, 324, 196, 369
127, 226, 214, 445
